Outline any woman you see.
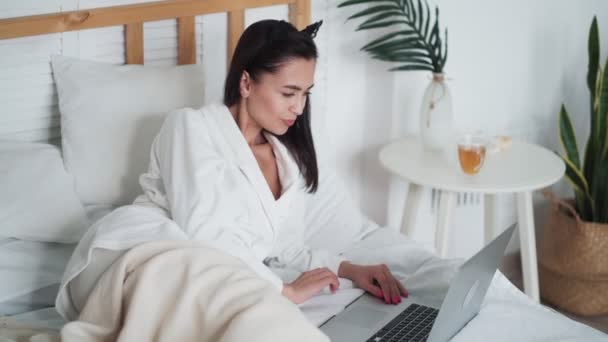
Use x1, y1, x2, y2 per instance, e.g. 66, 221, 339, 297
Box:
56, 19, 407, 321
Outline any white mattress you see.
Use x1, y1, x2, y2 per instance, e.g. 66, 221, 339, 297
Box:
0, 205, 115, 322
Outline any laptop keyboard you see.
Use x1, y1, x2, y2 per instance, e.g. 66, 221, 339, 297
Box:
365, 303, 438, 342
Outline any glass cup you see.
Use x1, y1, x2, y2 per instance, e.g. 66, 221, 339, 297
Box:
457, 133, 487, 175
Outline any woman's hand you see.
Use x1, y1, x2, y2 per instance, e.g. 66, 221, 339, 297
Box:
282, 267, 340, 304
338, 261, 408, 305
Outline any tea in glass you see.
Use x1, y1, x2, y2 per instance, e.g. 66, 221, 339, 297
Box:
457, 134, 486, 175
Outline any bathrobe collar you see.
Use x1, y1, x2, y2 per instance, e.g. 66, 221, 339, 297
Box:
209, 104, 300, 230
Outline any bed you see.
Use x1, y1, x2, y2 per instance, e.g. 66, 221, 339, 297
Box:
0, 0, 606, 341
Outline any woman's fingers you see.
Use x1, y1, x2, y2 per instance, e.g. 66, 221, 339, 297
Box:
303, 268, 340, 292
285, 268, 342, 304
375, 274, 392, 304
374, 272, 404, 304
394, 276, 409, 297
361, 280, 383, 299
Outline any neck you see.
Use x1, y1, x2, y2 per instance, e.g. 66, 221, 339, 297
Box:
229, 103, 265, 146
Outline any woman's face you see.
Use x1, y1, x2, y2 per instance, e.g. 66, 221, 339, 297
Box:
243, 57, 315, 136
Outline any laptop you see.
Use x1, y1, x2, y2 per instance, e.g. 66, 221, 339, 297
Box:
320, 224, 516, 342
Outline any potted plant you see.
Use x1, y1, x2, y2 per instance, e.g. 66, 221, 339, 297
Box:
338, 0, 451, 150
538, 16, 608, 316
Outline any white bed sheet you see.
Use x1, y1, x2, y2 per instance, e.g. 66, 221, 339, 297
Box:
4, 226, 605, 341
0, 205, 114, 319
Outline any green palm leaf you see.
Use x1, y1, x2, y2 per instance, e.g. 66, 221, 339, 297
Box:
361, 31, 412, 50
357, 19, 408, 31
338, 0, 395, 7
441, 28, 448, 70
389, 64, 435, 72
338, 0, 448, 73
366, 37, 426, 52
348, 5, 400, 20
358, 11, 404, 27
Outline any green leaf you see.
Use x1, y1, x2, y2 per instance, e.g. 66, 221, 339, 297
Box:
559, 104, 581, 168
366, 37, 425, 53
428, 10, 440, 48
372, 50, 431, 60
388, 63, 435, 72
338, 0, 447, 76
562, 155, 591, 198
357, 19, 408, 31
591, 157, 608, 222
408, 0, 417, 28
347, 5, 400, 20
416, 0, 424, 31
593, 158, 608, 223
574, 189, 592, 221
587, 16, 599, 108
338, 0, 395, 8
361, 31, 412, 50
582, 134, 596, 190
598, 59, 608, 157
357, 11, 404, 27
423, 0, 431, 38
440, 28, 448, 71
373, 55, 431, 65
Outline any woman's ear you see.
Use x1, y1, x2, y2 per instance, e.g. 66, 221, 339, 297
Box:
239, 71, 252, 98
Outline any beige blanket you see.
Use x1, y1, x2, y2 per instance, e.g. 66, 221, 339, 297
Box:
1, 241, 328, 342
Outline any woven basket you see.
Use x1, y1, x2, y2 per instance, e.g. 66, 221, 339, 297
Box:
538, 192, 608, 316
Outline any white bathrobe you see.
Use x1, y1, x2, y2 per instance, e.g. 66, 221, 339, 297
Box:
56, 103, 380, 320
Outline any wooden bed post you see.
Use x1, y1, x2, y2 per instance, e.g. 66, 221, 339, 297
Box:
125, 23, 144, 64
227, 10, 245, 69
178, 16, 196, 65
288, 0, 311, 30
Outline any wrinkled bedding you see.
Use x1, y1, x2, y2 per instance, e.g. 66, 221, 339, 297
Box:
1, 228, 605, 342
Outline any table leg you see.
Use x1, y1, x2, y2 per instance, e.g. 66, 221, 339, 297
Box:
484, 194, 495, 244
516, 191, 540, 302
436, 190, 455, 258
400, 183, 423, 237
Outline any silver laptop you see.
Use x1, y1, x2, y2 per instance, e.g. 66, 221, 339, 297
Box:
320, 224, 516, 342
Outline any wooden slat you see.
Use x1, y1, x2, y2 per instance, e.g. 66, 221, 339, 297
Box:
288, 0, 311, 30
125, 22, 144, 64
0, 0, 296, 40
227, 10, 245, 66
177, 16, 196, 65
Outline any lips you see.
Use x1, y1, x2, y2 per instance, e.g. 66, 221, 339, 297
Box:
283, 119, 296, 127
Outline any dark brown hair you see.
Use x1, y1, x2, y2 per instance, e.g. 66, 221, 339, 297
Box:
223, 20, 321, 193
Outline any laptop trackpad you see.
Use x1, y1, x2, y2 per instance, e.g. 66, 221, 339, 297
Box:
341, 307, 389, 328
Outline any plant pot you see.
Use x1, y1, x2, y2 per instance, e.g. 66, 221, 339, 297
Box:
538, 192, 608, 316
419, 73, 453, 151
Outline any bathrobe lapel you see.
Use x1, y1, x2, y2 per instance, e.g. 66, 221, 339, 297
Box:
209, 104, 299, 233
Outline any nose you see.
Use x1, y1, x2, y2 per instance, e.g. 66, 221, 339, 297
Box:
291, 93, 307, 116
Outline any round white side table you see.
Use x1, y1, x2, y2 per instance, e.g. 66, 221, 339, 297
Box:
379, 136, 565, 302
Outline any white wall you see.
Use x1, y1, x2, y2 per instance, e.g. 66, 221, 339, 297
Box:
328, 0, 608, 258
2, 0, 608, 258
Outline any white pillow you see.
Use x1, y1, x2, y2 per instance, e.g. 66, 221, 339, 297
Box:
51, 55, 205, 206
0, 142, 88, 243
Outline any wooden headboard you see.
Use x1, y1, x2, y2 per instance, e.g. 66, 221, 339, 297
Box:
0, 0, 310, 65
0, 0, 311, 142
